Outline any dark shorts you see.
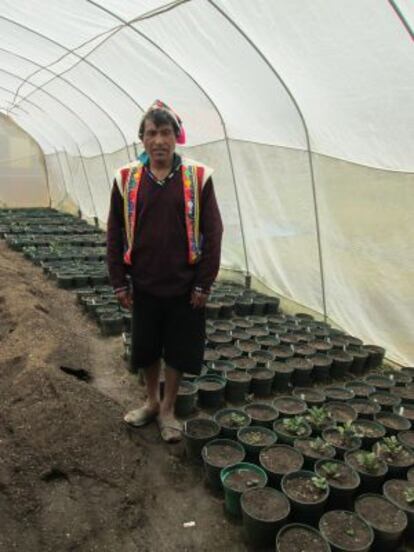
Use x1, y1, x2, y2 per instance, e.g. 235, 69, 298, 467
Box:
131, 289, 206, 375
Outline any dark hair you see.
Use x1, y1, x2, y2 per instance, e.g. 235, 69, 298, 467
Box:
138, 110, 180, 140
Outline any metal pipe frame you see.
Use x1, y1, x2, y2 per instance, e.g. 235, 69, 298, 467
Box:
208, 0, 328, 319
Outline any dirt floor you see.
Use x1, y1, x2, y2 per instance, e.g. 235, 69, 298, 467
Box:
0, 240, 251, 552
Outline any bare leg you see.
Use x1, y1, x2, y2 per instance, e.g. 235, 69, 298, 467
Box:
123, 359, 161, 426
160, 364, 181, 418
143, 358, 162, 411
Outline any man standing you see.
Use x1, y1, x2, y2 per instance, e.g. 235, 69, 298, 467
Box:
107, 100, 223, 442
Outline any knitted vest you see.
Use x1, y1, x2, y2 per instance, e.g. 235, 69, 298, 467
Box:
114, 156, 214, 266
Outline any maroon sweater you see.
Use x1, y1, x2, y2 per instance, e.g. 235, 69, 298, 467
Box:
106, 162, 223, 297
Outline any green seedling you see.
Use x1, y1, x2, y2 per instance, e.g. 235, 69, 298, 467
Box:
306, 407, 332, 428
243, 431, 265, 445
311, 475, 328, 491
321, 462, 341, 480
310, 437, 330, 453
404, 487, 414, 504
345, 527, 355, 537
380, 436, 403, 456
356, 451, 381, 473
225, 412, 247, 427
283, 416, 307, 436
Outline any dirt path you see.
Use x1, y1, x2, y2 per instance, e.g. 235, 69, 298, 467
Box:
0, 241, 249, 552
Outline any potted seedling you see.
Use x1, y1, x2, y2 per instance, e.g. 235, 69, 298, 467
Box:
322, 422, 362, 459
383, 480, 414, 538
306, 406, 334, 435
351, 419, 386, 448
345, 450, 388, 493
319, 510, 374, 552
281, 470, 329, 525
214, 408, 251, 439
273, 416, 312, 446
294, 437, 336, 469
374, 411, 412, 435
373, 436, 414, 478
315, 459, 360, 510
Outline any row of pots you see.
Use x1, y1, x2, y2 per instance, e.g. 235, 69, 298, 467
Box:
183, 411, 414, 550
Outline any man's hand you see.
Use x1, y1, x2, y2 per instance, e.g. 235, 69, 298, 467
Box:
190, 289, 209, 309
116, 289, 133, 310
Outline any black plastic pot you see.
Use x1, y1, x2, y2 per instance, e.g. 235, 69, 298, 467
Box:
322, 428, 361, 460
293, 387, 326, 407
195, 374, 226, 409
374, 411, 412, 436
270, 344, 295, 362
248, 349, 275, 367
325, 386, 355, 402
269, 361, 293, 392
99, 313, 124, 336
183, 418, 221, 463
348, 348, 369, 375
281, 469, 329, 525
237, 425, 277, 462
344, 450, 388, 493
325, 401, 357, 424
397, 429, 414, 450
351, 419, 386, 448
287, 358, 314, 387
273, 395, 307, 417
348, 398, 381, 420
355, 493, 408, 552
345, 380, 375, 398
330, 351, 353, 379
259, 444, 304, 488
221, 462, 268, 517
319, 510, 374, 552
368, 390, 401, 412
201, 438, 245, 490
366, 373, 395, 391
214, 408, 251, 439
393, 403, 414, 423
207, 359, 234, 376
241, 487, 290, 547
363, 345, 386, 371
243, 402, 279, 429
383, 479, 414, 540
175, 380, 198, 417
315, 459, 360, 511
312, 354, 333, 382
276, 523, 332, 552
224, 369, 251, 404
247, 367, 274, 397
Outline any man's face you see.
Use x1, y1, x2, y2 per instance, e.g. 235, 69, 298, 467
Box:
142, 119, 176, 164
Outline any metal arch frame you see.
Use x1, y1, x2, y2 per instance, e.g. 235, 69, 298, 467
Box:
0, 15, 145, 131
388, 0, 414, 40
8, 0, 190, 112
0, 46, 132, 166
86, 0, 251, 280
0, 82, 98, 218
207, 0, 328, 320
0, 66, 113, 194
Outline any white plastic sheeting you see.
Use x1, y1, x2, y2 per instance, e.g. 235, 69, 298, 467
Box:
0, 0, 413, 364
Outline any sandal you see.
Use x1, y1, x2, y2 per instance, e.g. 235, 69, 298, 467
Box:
123, 405, 158, 427
157, 415, 183, 443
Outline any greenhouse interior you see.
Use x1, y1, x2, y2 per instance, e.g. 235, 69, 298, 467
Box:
0, 1, 413, 551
